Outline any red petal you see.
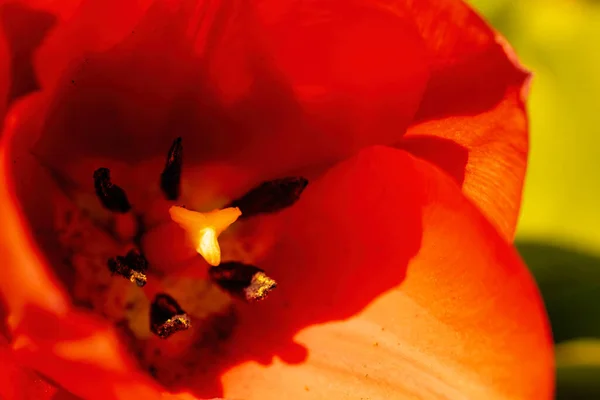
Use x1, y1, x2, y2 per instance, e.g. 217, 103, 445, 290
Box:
219, 0, 430, 171
399, 0, 530, 240
26, 0, 428, 180
189, 146, 552, 399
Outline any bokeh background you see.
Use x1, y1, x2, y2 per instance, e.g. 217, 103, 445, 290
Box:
468, 0, 600, 398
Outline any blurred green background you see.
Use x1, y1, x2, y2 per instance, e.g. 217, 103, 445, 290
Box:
468, 0, 600, 398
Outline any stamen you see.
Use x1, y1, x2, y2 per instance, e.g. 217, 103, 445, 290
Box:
160, 137, 183, 200
169, 205, 241, 266
150, 293, 191, 339
93, 167, 132, 213
226, 177, 309, 219
107, 249, 148, 287
208, 262, 277, 302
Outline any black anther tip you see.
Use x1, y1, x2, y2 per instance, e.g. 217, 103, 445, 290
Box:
226, 177, 309, 219
150, 293, 191, 339
93, 167, 132, 213
209, 262, 277, 302
160, 137, 183, 201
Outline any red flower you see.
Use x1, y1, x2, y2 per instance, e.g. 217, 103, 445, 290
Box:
0, 0, 553, 399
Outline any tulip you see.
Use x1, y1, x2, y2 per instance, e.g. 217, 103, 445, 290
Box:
0, 0, 553, 399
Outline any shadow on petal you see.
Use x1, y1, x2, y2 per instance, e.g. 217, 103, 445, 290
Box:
406, 0, 528, 122
397, 135, 469, 186
413, 42, 526, 121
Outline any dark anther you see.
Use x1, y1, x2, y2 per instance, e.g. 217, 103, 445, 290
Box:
93, 167, 132, 213
209, 262, 277, 302
226, 177, 309, 219
107, 249, 148, 287
150, 293, 191, 339
160, 137, 183, 200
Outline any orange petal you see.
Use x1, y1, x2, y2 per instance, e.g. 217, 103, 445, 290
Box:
188, 146, 553, 399
400, 0, 530, 240
0, 101, 69, 329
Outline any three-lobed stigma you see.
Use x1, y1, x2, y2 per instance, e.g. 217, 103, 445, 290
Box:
168, 205, 241, 266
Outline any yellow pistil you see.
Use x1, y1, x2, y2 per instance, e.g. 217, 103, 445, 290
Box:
168, 205, 241, 266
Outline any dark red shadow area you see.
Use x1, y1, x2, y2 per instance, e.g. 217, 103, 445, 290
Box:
0, 296, 10, 340
398, 135, 469, 187
413, 42, 527, 122
0, 2, 56, 106
28, 0, 309, 173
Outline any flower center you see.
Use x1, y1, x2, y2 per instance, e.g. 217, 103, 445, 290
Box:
39, 137, 309, 389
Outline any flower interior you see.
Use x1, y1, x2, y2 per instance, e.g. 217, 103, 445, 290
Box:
23, 135, 308, 390
0, 1, 554, 398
